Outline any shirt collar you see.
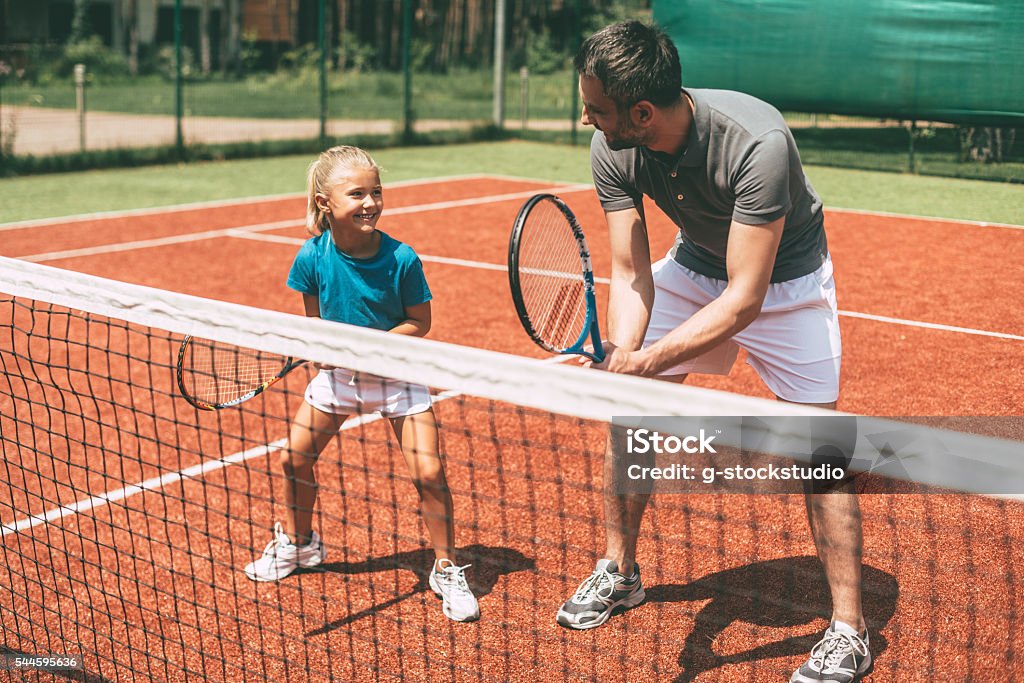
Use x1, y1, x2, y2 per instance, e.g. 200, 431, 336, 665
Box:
641, 87, 708, 170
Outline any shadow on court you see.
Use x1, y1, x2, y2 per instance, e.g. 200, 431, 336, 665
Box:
642, 557, 898, 683
305, 544, 534, 636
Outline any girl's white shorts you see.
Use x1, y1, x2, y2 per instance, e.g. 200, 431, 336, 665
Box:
305, 368, 432, 417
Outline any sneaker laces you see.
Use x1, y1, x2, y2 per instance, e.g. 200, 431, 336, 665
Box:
259, 523, 290, 558
572, 567, 614, 604
811, 630, 869, 673
436, 561, 473, 593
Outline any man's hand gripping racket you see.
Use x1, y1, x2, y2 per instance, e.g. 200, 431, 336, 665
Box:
508, 193, 605, 363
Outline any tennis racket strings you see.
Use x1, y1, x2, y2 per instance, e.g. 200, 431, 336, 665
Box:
516, 200, 589, 351
179, 337, 293, 407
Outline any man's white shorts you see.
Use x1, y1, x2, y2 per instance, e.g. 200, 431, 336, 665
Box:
644, 255, 842, 404
304, 368, 432, 417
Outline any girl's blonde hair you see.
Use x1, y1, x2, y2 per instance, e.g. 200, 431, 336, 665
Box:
305, 145, 381, 236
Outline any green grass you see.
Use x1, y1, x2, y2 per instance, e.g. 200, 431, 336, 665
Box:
0, 140, 1021, 225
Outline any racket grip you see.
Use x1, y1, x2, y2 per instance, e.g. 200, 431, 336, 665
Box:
587, 328, 606, 364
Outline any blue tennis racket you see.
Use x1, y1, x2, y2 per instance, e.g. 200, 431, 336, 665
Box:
508, 194, 605, 363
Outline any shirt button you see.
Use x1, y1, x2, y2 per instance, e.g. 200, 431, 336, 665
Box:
677, 194, 684, 201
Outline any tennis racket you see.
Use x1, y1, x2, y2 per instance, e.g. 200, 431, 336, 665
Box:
176, 335, 306, 410
508, 193, 605, 363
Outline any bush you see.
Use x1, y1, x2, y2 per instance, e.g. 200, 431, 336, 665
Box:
155, 44, 197, 81
336, 32, 377, 72
279, 44, 320, 71
240, 31, 263, 73
268, 44, 322, 88
526, 30, 567, 75
57, 37, 129, 80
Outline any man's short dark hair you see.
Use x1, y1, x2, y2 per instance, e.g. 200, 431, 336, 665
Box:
574, 20, 682, 109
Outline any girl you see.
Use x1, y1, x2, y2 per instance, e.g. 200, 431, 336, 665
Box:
244, 146, 479, 623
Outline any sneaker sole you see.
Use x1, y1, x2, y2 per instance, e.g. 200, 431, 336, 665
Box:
789, 652, 873, 683
245, 566, 295, 582
555, 587, 646, 630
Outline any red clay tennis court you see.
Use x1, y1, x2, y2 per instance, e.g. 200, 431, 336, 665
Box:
1, 175, 1022, 681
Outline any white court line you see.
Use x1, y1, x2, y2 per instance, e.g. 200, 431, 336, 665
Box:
20, 184, 594, 263
231, 229, 1024, 342
0, 410, 400, 537
0, 174, 585, 231
2, 439, 285, 537
1, 358, 567, 538
0, 174, 487, 231
489, 172, 1024, 230
0, 191, 306, 232
827, 206, 1023, 231
835, 310, 1024, 342
5, 174, 1020, 232
21, 219, 302, 263
0, 408, 400, 537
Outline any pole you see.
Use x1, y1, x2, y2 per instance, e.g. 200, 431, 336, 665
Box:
492, 0, 506, 128
570, 0, 581, 145
174, 0, 184, 158
908, 120, 917, 173
520, 66, 529, 132
74, 64, 87, 152
402, 0, 413, 139
0, 68, 4, 156
318, 0, 327, 147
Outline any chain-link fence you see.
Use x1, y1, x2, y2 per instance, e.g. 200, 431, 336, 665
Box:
1, 0, 1020, 182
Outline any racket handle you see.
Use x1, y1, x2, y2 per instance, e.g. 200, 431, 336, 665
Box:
585, 330, 605, 364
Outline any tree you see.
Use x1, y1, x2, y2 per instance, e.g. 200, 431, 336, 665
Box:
199, 0, 212, 74
125, 0, 139, 75
222, 0, 243, 75
70, 0, 93, 43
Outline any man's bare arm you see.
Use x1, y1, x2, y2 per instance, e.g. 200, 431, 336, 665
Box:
604, 207, 655, 351
619, 216, 784, 376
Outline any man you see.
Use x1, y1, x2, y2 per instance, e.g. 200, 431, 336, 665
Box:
554, 20, 871, 683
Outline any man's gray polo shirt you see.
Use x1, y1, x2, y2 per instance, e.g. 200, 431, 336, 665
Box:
591, 88, 827, 283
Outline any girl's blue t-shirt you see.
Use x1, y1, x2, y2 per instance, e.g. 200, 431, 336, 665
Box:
286, 229, 432, 331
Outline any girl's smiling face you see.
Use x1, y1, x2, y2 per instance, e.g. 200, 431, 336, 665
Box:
317, 167, 383, 236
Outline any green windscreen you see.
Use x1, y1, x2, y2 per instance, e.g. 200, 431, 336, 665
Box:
653, 0, 1024, 125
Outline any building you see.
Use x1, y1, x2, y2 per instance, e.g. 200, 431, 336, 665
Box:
1, 0, 323, 72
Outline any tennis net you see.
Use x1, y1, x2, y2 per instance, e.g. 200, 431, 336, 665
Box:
1, 256, 1022, 682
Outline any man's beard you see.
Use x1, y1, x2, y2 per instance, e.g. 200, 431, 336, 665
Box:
604, 123, 648, 151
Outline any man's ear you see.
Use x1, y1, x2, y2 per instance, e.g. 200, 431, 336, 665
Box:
631, 101, 655, 128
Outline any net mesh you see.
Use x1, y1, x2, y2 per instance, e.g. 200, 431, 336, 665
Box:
1, 258, 1022, 682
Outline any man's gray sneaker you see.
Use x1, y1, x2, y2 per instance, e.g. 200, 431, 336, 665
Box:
790, 622, 872, 683
556, 558, 645, 629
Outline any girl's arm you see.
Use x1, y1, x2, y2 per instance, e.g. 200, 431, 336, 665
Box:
389, 301, 431, 338
302, 294, 321, 318
301, 294, 337, 370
